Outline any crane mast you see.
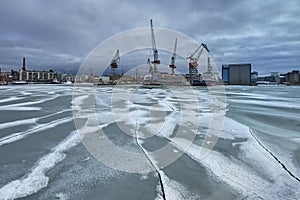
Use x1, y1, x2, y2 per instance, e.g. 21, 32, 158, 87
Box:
110, 49, 120, 76
169, 38, 177, 75
110, 49, 120, 68
150, 19, 160, 71
147, 58, 153, 73
208, 56, 212, 72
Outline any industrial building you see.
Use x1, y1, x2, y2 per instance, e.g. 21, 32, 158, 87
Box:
222, 63, 251, 85
19, 69, 57, 82
285, 70, 299, 84
18, 58, 58, 83
251, 71, 258, 84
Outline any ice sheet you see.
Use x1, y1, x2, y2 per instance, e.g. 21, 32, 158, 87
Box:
0, 117, 73, 146
155, 171, 199, 200
0, 131, 81, 200
0, 95, 59, 111
167, 117, 300, 199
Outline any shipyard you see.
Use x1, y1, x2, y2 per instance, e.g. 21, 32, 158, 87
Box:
1, 19, 299, 87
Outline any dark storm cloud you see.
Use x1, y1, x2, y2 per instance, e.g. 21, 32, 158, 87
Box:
0, 0, 299, 75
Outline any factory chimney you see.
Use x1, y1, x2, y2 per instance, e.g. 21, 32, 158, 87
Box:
22, 57, 26, 71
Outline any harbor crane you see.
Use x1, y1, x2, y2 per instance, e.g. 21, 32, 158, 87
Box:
150, 19, 160, 71
169, 38, 177, 75
187, 43, 209, 68
187, 43, 209, 84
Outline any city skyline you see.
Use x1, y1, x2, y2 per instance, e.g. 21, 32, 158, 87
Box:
0, 0, 299, 76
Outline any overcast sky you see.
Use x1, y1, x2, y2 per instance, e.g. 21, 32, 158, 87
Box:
0, 0, 299, 75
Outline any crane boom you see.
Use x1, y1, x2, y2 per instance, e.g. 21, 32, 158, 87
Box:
147, 58, 153, 73
150, 19, 156, 51
172, 38, 177, 61
169, 38, 177, 74
187, 43, 209, 67
187, 45, 201, 61
110, 49, 120, 68
150, 19, 160, 70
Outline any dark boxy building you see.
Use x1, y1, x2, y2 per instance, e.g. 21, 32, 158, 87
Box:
285, 70, 300, 83
222, 63, 251, 85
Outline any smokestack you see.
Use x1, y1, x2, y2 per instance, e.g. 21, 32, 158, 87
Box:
22, 57, 26, 71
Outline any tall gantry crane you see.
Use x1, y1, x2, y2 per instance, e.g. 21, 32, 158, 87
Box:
169, 38, 177, 75
150, 19, 160, 71
110, 49, 120, 75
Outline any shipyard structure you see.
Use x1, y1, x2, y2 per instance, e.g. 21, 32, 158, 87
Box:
102, 19, 221, 87
0, 57, 75, 85
18, 58, 58, 83
3, 19, 298, 86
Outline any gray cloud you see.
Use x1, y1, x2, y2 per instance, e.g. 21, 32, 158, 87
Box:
0, 0, 299, 75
